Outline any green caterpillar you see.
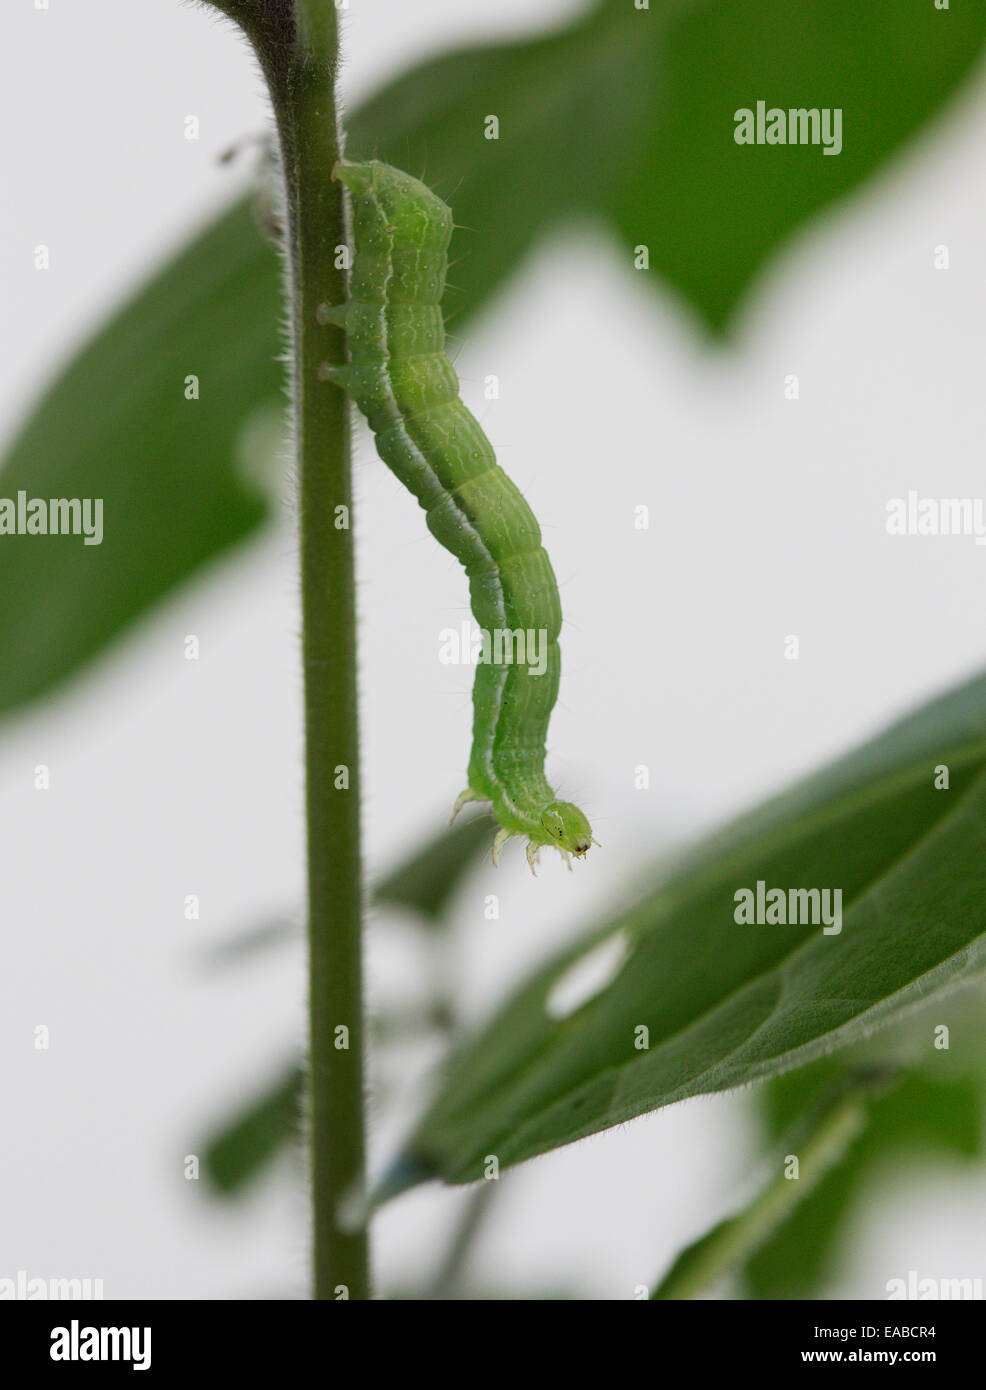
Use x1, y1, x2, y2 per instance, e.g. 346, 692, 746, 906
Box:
323, 160, 594, 871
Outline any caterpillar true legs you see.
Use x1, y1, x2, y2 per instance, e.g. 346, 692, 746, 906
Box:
325, 159, 594, 870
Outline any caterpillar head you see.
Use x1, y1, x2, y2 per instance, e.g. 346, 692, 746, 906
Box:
539, 801, 593, 857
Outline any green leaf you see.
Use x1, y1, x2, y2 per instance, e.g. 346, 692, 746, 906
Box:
652, 1072, 884, 1300
347, 0, 986, 332
742, 1054, 985, 1299
374, 811, 493, 923
203, 1064, 303, 1195
401, 669, 986, 1186
0, 198, 283, 714
5, 0, 983, 712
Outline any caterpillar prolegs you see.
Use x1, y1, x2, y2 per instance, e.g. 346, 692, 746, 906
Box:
324, 160, 594, 871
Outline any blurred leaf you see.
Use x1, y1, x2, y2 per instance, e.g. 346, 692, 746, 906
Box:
0, 198, 282, 714
398, 669, 986, 1186
200, 916, 298, 969
348, 0, 986, 332
4, 1, 985, 714
200, 997, 459, 1196
385, 1284, 580, 1301
203, 813, 493, 971
742, 1057, 985, 1299
196, 814, 486, 1196
652, 1072, 885, 1299
203, 1065, 302, 1194
374, 812, 493, 923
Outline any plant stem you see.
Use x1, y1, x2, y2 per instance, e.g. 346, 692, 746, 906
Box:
426, 1183, 498, 1300
250, 1, 370, 1299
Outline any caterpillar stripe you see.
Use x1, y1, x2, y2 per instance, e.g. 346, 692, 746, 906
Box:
324, 160, 593, 871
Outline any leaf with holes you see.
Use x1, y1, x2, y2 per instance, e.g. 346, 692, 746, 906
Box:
397, 668, 986, 1185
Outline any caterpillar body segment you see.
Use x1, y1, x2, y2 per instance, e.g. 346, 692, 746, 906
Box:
329, 159, 593, 868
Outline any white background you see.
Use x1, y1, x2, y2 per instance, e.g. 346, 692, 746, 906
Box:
1, 0, 985, 1298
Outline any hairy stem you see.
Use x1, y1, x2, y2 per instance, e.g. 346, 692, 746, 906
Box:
248, 0, 369, 1299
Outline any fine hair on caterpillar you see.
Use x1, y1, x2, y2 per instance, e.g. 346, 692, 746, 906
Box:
323, 158, 595, 873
